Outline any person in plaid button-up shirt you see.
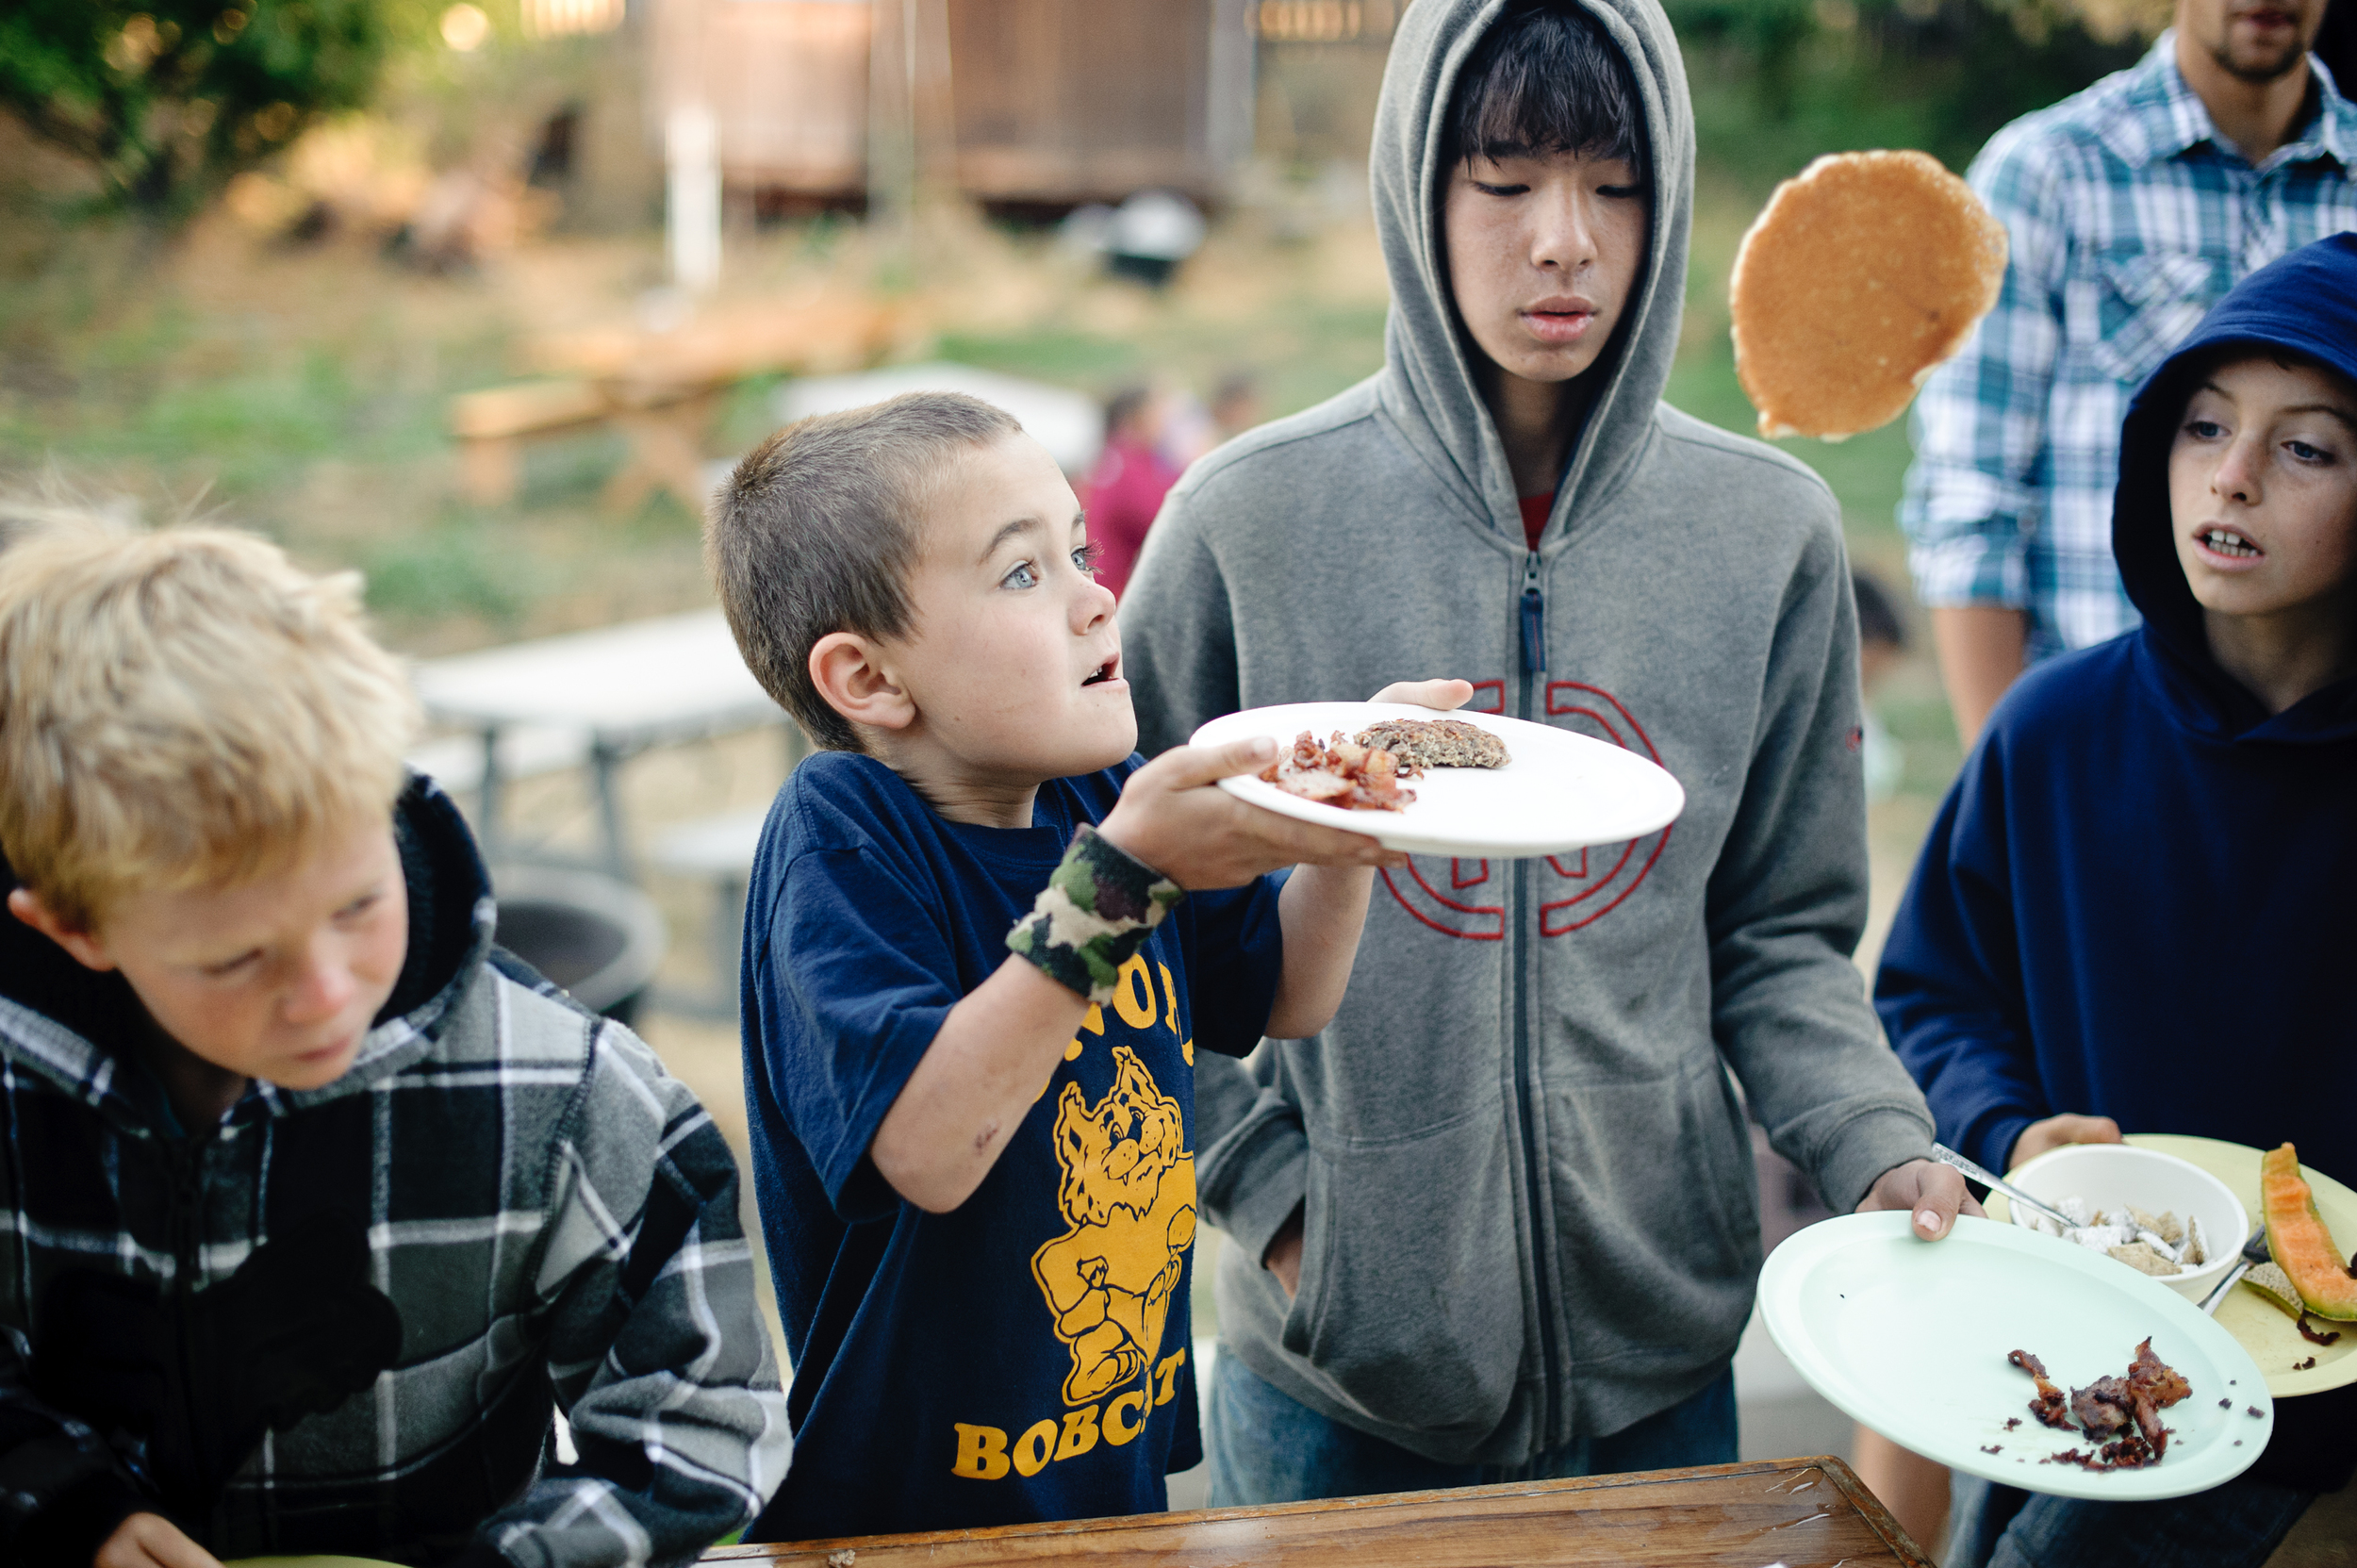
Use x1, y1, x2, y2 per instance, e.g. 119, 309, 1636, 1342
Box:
1900, 2, 2357, 745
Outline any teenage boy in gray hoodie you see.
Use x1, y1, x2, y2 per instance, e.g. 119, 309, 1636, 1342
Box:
1122, 0, 1972, 1500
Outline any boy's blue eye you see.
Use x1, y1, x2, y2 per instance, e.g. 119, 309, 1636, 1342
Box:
1074, 541, 1101, 574
2186, 419, 2226, 439
1001, 561, 1040, 590
2288, 439, 2332, 463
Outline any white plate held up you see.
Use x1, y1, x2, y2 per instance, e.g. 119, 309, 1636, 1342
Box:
1189, 701, 1685, 860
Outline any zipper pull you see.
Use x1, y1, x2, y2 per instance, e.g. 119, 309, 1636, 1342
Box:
1520, 552, 1545, 674
166, 1133, 208, 1297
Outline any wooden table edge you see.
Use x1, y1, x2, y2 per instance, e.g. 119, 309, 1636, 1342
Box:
1814, 1452, 1937, 1566
702, 1454, 1934, 1564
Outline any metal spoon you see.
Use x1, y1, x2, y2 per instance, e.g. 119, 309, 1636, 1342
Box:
1929, 1142, 2078, 1232
2198, 1225, 2272, 1316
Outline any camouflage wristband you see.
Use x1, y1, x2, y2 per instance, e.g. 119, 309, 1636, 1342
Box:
1006, 824, 1184, 1002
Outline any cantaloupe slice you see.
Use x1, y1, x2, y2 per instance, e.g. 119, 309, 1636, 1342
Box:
2261, 1143, 2357, 1322
2241, 1261, 2305, 1319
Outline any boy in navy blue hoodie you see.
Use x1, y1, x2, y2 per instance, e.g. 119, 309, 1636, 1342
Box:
704, 392, 1463, 1540
1876, 234, 2357, 1565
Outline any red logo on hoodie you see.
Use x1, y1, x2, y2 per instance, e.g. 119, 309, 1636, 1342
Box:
1378, 679, 1672, 940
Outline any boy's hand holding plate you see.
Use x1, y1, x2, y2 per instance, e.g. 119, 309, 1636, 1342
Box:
1106, 681, 1478, 887
1102, 737, 1405, 890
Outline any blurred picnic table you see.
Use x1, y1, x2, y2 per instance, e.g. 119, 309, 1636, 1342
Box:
412, 608, 792, 873
453, 296, 901, 514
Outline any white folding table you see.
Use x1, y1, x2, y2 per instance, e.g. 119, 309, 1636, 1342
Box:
413, 609, 794, 873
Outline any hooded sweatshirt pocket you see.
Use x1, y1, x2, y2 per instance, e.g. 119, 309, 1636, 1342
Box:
1278, 1108, 1525, 1442
1546, 1055, 1761, 1372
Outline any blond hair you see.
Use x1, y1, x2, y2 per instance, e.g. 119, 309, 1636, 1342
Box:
0, 518, 420, 928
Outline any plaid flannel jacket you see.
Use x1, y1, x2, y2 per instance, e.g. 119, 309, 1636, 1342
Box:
0, 781, 788, 1567
1900, 32, 2357, 662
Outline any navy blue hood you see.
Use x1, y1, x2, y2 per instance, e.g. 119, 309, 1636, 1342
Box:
2112, 232, 2357, 740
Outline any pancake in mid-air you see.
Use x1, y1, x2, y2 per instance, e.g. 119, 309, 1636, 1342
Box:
1729, 149, 2008, 441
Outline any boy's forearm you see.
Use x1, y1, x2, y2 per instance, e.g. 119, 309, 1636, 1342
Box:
1264, 864, 1373, 1041
869, 955, 1089, 1212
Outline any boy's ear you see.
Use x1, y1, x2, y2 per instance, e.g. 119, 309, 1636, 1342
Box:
810, 631, 917, 734
7, 887, 116, 973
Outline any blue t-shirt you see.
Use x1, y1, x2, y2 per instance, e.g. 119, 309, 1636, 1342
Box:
741, 751, 1284, 1541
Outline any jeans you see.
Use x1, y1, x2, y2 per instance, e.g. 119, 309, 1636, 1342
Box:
1203, 1347, 1739, 1506
1946, 1472, 2316, 1568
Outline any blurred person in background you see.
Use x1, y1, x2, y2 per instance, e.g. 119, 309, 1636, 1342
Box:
1901, 0, 2357, 749
1162, 371, 1270, 470
1853, 569, 1908, 803
1210, 370, 1265, 445
1081, 384, 1181, 598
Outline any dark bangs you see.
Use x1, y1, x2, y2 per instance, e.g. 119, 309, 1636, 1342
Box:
1444, 2, 1645, 176
2165, 340, 2357, 426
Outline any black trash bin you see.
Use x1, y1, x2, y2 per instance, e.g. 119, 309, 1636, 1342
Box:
489, 865, 667, 1028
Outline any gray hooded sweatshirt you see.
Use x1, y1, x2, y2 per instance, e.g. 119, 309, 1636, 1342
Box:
1120, 0, 1935, 1465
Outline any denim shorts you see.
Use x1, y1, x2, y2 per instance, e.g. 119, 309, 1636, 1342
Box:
1203, 1347, 1739, 1507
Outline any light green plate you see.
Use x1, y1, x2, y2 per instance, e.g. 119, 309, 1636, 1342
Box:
1759, 1211, 2272, 1500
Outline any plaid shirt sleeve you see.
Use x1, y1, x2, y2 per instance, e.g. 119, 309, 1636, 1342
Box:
1899, 124, 2072, 610
472, 1024, 789, 1568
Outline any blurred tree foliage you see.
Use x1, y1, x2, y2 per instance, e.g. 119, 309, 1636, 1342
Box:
1669, 0, 2155, 183
0, 1, 434, 218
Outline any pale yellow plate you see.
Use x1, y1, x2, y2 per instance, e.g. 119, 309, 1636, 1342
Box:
1989, 1133, 2357, 1398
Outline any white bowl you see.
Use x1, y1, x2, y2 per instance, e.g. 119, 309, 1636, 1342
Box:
2003, 1142, 2249, 1302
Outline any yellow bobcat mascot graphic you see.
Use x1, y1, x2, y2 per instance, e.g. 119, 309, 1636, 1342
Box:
1030, 1045, 1196, 1406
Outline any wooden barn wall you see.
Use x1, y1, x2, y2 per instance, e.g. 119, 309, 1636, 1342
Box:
1252, 0, 1397, 170
947, 0, 1218, 201
658, 0, 1255, 203
672, 0, 870, 191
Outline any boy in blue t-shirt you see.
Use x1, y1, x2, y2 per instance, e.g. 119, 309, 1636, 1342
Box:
1877, 235, 2357, 1565
707, 391, 1458, 1540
